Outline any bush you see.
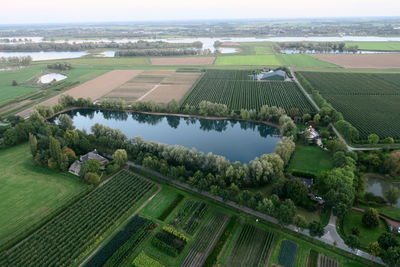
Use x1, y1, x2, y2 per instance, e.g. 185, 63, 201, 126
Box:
84, 172, 100, 185
309, 221, 325, 237
362, 208, 379, 228
152, 230, 187, 257
290, 170, 316, 180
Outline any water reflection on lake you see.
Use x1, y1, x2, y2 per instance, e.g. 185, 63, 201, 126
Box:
58, 109, 282, 163
367, 177, 400, 207
0, 51, 87, 61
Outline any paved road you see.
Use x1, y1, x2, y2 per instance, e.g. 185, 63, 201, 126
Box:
127, 162, 385, 265
290, 69, 382, 152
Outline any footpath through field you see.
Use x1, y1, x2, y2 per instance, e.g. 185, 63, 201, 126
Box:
127, 162, 385, 266
17, 70, 143, 118
290, 68, 382, 152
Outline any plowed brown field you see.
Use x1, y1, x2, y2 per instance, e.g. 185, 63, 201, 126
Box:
312, 54, 400, 68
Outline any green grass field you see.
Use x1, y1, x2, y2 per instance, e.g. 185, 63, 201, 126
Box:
287, 145, 333, 175
345, 42, 400, 51
140, 187, 180, 219
0, 143, 89, 246
0, 65, 45, 104
215, 55, 281, 66
342, 210, 388, 249
278, 54, 340, 68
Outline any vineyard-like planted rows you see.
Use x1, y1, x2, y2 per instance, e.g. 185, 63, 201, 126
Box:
181, 212, 230, 267
170, 200, 208, 236
0, 171, 155, 267
318, 254, 338, 267
278, 240, 298, 267
298, 71, 400, 139
224, 223, 274, 267
182, 70, 314, 114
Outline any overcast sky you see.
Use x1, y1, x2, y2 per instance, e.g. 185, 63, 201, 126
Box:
1, 0, 399, 24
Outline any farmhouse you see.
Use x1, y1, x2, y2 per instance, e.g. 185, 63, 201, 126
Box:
254, 70, 287, 81
68, 149, 108, 176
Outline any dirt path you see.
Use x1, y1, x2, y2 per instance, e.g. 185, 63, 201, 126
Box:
18, 70, 143, 118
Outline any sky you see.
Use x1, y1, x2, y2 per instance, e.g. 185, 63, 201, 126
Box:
0, 0, 399, 24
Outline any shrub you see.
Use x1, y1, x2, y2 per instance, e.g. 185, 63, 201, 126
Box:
84, 172, 100, 185
362, 208, 379, 228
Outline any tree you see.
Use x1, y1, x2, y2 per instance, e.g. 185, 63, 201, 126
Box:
367, 241, 381, 257
84, 172, 100, 185
29, 133, 37, 156
378, 233, 399, 250
346, 234, 360, 249
334, 120, 359, 142
368, 134, 380, 144
81, 159, 101, 176
385, 186, 400, 206
293, 215, 308, 231
381, 246, 400, 267
309, 221, 325, 237
58, 114, 74, 130
385, 151, 400, 177
49, 136, 68, 171
275, 137, 295, 165
362, 208, 380, 228
275, 199, 296, 226
281, 178, 309, 206
113, 149, 128, 167
12, 80, 18, 86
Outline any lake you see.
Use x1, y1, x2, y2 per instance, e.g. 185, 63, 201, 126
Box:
58, 109, 281, 163
367, 177, 400, 207
0, 51, 87, 61
39, 73, 67, 83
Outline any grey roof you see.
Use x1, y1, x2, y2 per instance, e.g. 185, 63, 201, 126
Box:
68, 160, 82, 176
80, 150, 108, 163
260, 70, 286, 79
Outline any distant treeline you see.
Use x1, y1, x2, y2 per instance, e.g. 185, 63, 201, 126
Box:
115, 48, 199, 57
0, 40, 203, 52
0, 38, 33, 43
0, 56, 32, 66
278, 42, 359, 53
47, 62, 72, 70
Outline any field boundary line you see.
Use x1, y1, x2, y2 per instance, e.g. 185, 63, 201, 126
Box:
136, 84, 161, 102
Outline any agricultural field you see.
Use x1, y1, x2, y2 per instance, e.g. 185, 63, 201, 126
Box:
150, 57, 215, 65
311, 54, 400, 68
170, 200, 209, 236
318, 254, 339, 267
181, 69, 315, 114
288, 145, 333, 175
223, 223, 275, 266
215, 55, 281, 65
181, 212, 230, 267
345, 41, 400, 51
101, 69, 201, 104
0, 143, 90, 247
297, 71, 400, 139
0, 65, 45, 104
140, 188, 184, 220
17, 69, 142, 117
277, 54, 340, 68
278, 240, 298, 267
0, 170, 157, 266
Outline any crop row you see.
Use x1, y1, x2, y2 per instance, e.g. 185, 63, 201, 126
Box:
85, 215, 154, 267
318, 254, 338, 267
278, 240, 298, 267
170, 200, 208, 236
181, 212, 230, 267
182, 70, 314, 114
224, 223, 275, 267
298, 71, 400, 139
0, 171, 155, 267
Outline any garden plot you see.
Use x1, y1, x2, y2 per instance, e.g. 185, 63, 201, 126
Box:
224, 223, 275, 267
318, 254, 338, 267
101, 70, 201, 104
278, 240, 298, 267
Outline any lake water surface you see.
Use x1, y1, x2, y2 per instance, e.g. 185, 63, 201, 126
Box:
59, 109, 281, 163
367, 177, 400, 207
39, 73, 67, 83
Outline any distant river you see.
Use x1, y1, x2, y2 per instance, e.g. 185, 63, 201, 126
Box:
55, 109, 281, 163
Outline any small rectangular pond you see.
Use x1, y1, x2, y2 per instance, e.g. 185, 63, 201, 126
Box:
56, 109, 282, 163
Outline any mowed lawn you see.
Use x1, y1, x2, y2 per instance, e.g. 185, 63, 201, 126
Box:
140, 187, 181, 219
0, 143, 89, 246
215, 55, 281, 66
288, 145, 333, 175
345, 41, 400, 51
342, 210, 388, 249
278, 54, 340, 68
0, 65, 45, 104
